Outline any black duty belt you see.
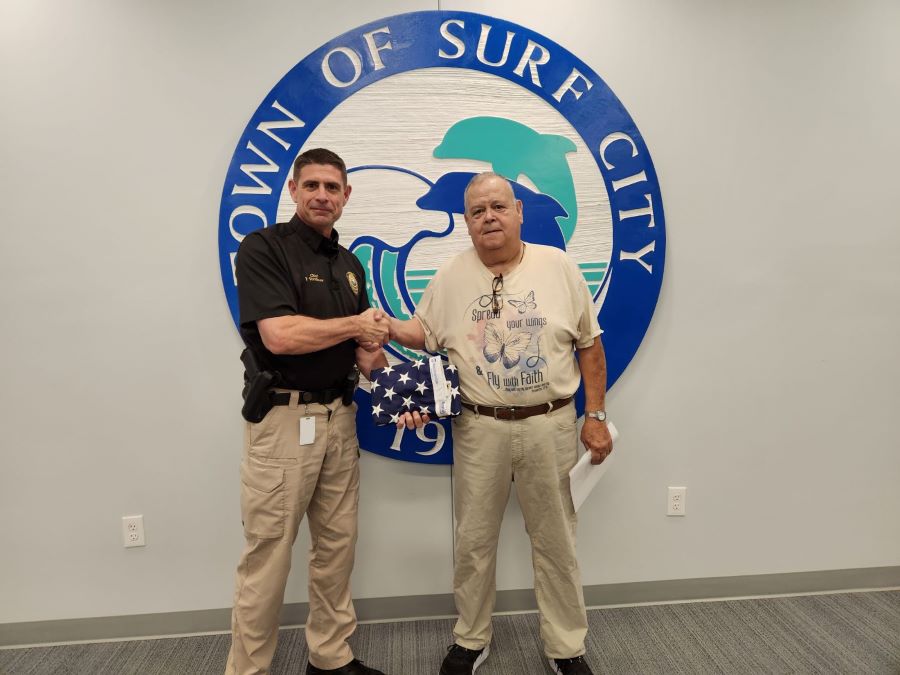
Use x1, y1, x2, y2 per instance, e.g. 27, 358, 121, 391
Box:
461, 396, 573, 421
271, 389, 342, 406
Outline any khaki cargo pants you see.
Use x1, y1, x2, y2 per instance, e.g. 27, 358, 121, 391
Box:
451, 401, 588, 659
226, 394, 360, 674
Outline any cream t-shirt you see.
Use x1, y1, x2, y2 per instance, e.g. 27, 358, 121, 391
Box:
415, 244, 601, 407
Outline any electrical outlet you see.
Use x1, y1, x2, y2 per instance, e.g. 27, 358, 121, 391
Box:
122, 515, 146, 548
667, 487, 686, 516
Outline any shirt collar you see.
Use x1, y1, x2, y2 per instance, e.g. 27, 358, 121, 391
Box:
292, 214, 340, 257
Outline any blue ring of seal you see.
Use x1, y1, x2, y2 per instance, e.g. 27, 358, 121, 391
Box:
218, 11, 666, 464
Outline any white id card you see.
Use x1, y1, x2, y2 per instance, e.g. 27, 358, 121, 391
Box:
299, 416, 316, 445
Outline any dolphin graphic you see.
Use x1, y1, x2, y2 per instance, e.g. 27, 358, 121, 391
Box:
433, 117, 578, 243
416, 171, 566, 251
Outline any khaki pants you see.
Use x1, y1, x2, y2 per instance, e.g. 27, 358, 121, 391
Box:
226, 394, 360, 675
450, 402, 588, 659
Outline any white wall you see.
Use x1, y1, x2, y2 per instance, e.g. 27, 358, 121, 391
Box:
1, 0, 898, 625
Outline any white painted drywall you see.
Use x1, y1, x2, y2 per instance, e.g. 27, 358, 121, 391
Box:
1, 0, 898, 626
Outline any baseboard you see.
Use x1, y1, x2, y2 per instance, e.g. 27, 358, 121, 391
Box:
581, 566, 900, 607
2, 565, 898, 648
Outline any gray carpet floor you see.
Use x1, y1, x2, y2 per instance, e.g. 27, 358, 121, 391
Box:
1, 591, 898, 674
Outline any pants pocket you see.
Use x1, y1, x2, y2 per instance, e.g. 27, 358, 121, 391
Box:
549, 403, 577, 430
240, 457, 286, 539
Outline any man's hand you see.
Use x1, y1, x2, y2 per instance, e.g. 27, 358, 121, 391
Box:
356, 308, 390, 346
581, 418, 613, 465
355, 343, 387, 380
396, 410, 430, 430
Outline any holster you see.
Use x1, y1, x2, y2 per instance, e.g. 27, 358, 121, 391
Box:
240, 348, 280, 423
342, 366, 360, 406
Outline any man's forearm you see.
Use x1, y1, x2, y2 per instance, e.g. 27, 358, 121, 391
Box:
356, 345, 388, 380
576, 336, 607, 410
258, 314, 360, 355
389, 316, 427, 349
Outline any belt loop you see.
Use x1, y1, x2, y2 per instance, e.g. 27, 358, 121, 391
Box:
545, 401, 553, 415
473, 404, 480, 418
289, 391, 300, 409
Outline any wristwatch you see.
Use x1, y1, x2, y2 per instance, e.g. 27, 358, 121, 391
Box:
586, 410, 607, 422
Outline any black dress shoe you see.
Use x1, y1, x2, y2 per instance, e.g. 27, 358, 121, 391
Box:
306, 658, 387, 674
439, 644, 490, 674
549, 655, 594, 675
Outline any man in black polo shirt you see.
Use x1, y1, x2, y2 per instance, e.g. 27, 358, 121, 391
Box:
225, 148, 390, 675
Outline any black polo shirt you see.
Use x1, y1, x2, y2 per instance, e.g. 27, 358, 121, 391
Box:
236, 214, 369, 391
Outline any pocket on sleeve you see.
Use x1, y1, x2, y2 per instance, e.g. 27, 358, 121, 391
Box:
239, 458, 285, 539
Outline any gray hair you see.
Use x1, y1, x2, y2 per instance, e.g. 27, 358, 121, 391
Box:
463, 172, 515, 212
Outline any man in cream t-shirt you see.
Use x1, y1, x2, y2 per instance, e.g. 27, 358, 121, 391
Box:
387, 172, 613, 675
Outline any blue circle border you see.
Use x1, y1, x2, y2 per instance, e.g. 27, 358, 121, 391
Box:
219, 11, 666, 464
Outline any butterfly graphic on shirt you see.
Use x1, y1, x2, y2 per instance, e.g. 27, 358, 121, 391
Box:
508, 290, 537, 314
483, 323, 533, 369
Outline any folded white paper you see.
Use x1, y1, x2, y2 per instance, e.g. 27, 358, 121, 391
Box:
569, 421, 619, 512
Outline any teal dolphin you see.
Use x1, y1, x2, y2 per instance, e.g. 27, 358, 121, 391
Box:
434, 116, 578, 243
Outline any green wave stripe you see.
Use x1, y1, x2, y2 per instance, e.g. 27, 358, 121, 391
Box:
380, 251, 409, 320
354, 245, 379, 310
406, 278, 433, 289
577, 263, 606, 297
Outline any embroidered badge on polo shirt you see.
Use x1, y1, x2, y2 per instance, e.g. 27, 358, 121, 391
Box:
346, 271, 359, 295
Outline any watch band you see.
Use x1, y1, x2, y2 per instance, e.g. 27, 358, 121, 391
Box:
586, 410, 607, 422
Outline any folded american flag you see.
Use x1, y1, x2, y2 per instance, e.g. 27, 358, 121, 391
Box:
369, 356, 461, 426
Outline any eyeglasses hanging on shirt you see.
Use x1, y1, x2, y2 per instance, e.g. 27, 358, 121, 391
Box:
491, 274, 503, 314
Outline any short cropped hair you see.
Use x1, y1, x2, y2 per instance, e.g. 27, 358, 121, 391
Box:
463, 171, 515, 212
292, 148, 348, 185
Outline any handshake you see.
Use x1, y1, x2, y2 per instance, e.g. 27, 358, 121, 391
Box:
355, 308, 392, 352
